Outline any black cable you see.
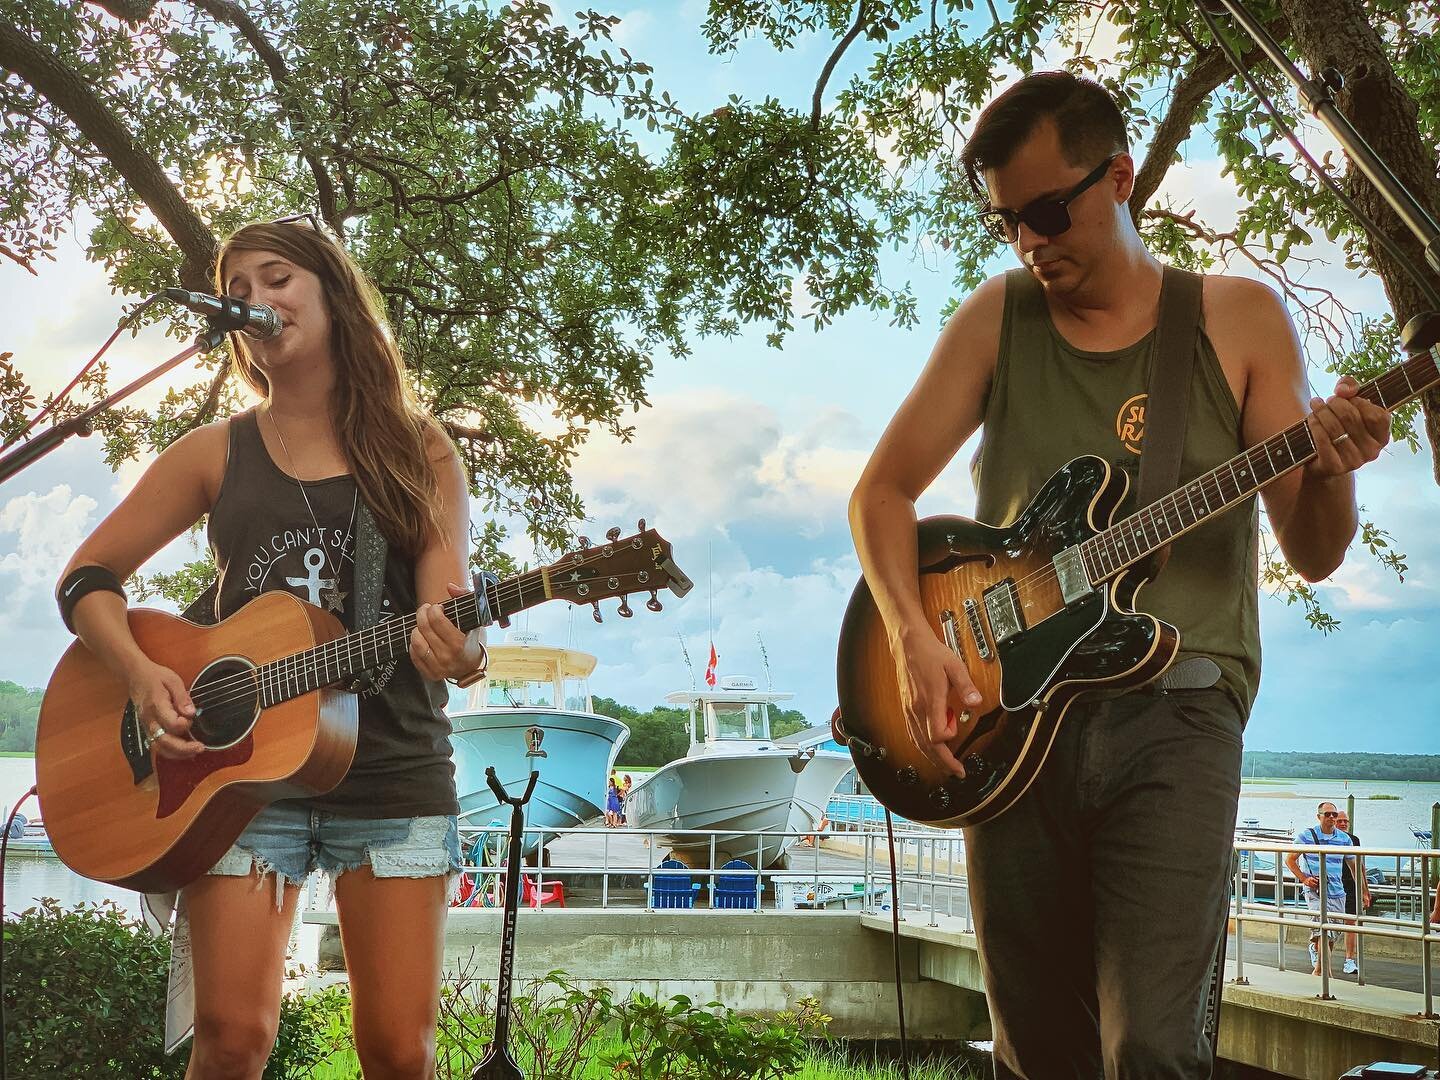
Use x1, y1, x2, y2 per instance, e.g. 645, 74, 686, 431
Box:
1187, 7, 1440, 310
1, 784, 38, 1080
2, 293, 164, 450
883, 807, 912, 1080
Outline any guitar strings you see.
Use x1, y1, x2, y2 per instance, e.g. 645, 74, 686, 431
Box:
989, 351, 1431, 618
1000, 352, 1430, 604
185, 565, 657, 713
180, 565, 661, 717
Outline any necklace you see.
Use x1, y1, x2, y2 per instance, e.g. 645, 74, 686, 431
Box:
265, 405, 358, 614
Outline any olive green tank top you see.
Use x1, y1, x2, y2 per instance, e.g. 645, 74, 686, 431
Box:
973, 268, 1260, 715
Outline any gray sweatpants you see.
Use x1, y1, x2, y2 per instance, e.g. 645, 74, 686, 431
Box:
964, 686, 1243, 1079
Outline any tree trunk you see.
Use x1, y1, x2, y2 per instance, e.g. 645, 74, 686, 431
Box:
0, 17, 216, 289
1278, 0, 1440, 482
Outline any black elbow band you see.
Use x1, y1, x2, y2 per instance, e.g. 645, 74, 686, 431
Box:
57, 565, 126, 634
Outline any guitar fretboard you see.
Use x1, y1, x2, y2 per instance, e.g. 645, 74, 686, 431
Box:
255, 567, 546, 706
1077, 344, 1439, 583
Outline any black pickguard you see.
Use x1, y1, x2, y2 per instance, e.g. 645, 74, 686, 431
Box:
987, 456, 1155, 707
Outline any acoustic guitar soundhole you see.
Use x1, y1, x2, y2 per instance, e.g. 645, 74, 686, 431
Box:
189, 657, 261, 749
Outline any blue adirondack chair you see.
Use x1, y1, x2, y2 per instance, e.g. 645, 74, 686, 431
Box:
651, 858, 696, 909
713, 858, 760, 909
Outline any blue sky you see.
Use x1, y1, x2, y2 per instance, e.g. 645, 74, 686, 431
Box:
0, 2, 1436, 752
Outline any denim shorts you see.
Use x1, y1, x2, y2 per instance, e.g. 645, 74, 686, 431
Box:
207, 801, 462, 907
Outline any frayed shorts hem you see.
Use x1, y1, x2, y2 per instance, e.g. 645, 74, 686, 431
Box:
206, 802, 462, 908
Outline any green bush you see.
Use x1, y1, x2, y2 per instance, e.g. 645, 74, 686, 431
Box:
4, 898, 183, 1078
2, 899, 348, 1078
607, 991, 832, 1079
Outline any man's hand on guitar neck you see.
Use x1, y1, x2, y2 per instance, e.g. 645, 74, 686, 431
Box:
130, 658, 205, 760
891, 623, 982, 779
1304, 375, 1392, 480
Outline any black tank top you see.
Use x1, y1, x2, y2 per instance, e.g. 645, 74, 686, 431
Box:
206, 408, 458, 818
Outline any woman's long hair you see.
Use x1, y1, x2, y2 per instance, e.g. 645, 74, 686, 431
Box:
216, 222, 448, 556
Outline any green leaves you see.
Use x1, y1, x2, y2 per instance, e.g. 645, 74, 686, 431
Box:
1, 899, 357, 1076
2, 0, 909, 554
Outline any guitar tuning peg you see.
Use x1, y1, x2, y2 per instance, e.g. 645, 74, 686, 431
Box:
617, 596, 633, 618
590, 601, 603, 623
646, 590, 663, 613
637, 517, 646, 533
577, 535, 592, 549
606, 526, 621, 542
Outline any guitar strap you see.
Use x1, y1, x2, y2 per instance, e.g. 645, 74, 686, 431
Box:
342, 499, 388, 692
1134, 265, 1204, 577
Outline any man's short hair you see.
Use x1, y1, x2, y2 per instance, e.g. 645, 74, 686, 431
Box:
960, 71, 1129, 200
1318, 801, 1337, 812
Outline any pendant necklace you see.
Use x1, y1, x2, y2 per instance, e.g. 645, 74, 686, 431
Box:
266, 406, 358, 615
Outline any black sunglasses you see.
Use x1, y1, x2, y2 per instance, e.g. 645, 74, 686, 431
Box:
978, 154, 1120, 244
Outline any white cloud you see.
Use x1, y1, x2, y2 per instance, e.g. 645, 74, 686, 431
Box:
0, 485, 95, 588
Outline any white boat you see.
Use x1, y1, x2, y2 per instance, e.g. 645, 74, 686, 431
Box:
624, 676, 854, 869
448, 632, 629, 858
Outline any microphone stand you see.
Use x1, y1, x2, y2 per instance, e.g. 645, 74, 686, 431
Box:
0, 319, 232, 489
1202, 0, 1440, 353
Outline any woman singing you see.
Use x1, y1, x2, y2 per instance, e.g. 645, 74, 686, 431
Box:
56, 217, 483, 1079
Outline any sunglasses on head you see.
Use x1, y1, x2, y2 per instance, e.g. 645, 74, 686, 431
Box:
270, 212, 321, 231
978, 154, 1119, 244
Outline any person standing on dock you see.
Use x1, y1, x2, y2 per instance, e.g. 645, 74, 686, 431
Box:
1334, 810, 1370, 974
1284, 802, 1356, 976
849, 69, 1392, 1079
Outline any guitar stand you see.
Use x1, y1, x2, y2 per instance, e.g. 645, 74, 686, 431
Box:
470, 766, 538, 1080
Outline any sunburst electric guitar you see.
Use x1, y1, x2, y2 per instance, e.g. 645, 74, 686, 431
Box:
836, 343, 1439, 828
37, 525, 691, 891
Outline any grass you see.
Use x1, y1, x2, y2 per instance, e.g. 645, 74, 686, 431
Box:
308, 1038, 981, 1078
0, 751, 34, 758
1367, 793, 1402, 800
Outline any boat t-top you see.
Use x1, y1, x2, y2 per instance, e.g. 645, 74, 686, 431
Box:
448, 631, 629, 859
623, 675, 853, 869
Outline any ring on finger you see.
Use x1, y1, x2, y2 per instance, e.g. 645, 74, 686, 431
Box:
1333, 432, 1352, 444
150, 724, 165, 742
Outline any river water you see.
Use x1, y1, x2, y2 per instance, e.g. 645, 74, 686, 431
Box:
3, 756, 1437, 917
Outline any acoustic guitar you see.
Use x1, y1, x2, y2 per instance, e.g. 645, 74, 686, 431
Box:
36, 524, 691, 891
835, 343, 1439, 828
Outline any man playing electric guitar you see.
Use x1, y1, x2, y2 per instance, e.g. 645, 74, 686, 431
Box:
848, 72, 1392, 1078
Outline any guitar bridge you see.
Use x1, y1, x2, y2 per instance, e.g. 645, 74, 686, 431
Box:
120, 700, 154, 785
963, 598, 993, 661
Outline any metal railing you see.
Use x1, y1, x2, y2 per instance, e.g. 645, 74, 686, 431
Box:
445, 823, 965, 917
1230, 838, 1438, 1016
295, 798, 1438, 1017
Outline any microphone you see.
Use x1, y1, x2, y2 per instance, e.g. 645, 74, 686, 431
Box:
164, 288, 283, 339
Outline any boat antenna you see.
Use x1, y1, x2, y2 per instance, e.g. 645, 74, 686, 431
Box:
677, 631, 697, 691
756, 631, 773, 690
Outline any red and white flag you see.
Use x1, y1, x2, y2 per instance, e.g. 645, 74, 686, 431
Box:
704, 643, 718, 687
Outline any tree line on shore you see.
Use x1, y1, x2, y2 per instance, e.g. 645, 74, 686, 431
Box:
1244, 751, 1440, 783
0, 679, 1435, 782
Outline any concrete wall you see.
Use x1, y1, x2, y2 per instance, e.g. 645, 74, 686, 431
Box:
311, 909, 989, 1040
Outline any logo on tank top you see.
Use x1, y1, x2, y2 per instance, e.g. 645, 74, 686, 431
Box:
1115, 393, 1146, 455
241, 525, 355, 605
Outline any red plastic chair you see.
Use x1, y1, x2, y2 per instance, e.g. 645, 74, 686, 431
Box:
521, 875, 565, 909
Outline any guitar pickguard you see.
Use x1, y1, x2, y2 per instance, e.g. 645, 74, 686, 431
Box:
154, 737, 254, 818
996, 588, 1107, 708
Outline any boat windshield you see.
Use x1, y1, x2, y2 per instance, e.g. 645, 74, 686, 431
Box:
486, 678, 555, 708
563, 676, 591, 712
708, 701, 770, 741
